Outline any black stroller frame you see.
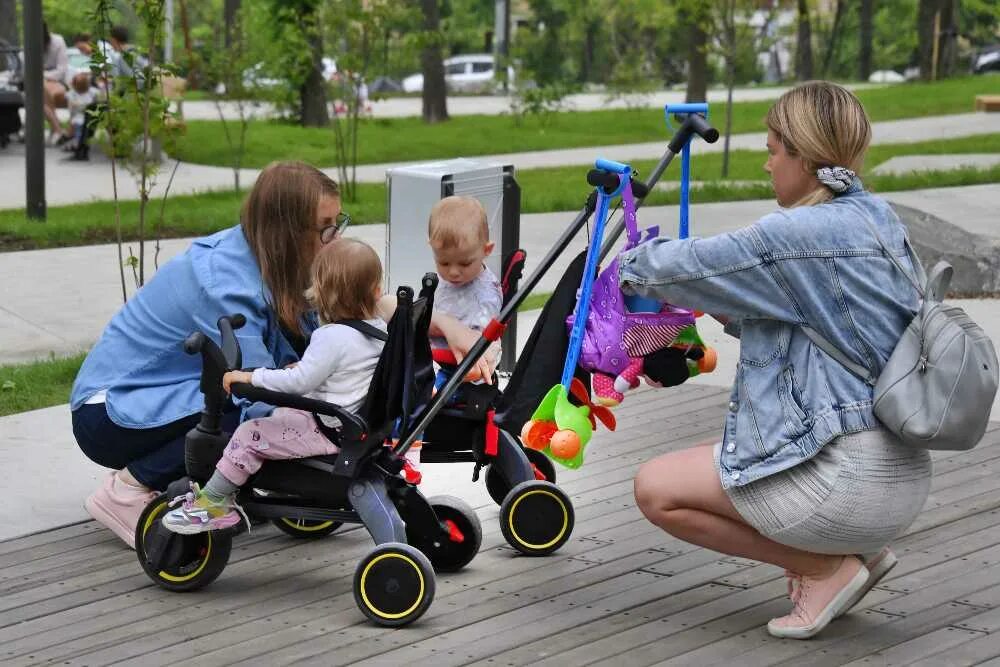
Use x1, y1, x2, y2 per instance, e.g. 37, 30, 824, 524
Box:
134, 111, 719, 628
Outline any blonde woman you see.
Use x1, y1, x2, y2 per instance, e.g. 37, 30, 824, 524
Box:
621, 82, 930, 639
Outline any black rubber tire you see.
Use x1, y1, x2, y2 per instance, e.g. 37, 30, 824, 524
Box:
499, 480, 575, 556
272, 517, 343, 539
135, 493, 232, 592
353, 542, 436, 627
406, 495, 482, 572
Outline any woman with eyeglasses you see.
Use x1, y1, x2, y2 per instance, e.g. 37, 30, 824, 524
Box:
70, 161, 350, 549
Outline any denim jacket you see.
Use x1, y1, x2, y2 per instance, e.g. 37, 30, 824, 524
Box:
619, 181, 920, 488
71, 225, 310, 428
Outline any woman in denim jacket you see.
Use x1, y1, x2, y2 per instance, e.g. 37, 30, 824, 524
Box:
622, 82, 931, 639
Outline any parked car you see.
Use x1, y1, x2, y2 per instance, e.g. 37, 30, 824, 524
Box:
973, 45, 1000, 74
242, 57, 337, 90
401, 54, 514, 94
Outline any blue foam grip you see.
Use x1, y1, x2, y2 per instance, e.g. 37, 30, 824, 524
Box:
594, 158, 631, 174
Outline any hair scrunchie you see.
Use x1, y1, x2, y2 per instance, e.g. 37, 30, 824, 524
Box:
816, 166, 856, 193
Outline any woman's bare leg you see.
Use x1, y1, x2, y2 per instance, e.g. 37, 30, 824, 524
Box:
634, 445, 840, 577
42, 81, 66, 136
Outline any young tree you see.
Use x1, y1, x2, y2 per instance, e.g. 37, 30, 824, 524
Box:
917, 0, 941, 80
263, 0, 329, 127
818, 0, 846, 77
204, 2, 257, 192
795, 0, 814, 80
328, 0, 413, 199
418, 0, 448, 123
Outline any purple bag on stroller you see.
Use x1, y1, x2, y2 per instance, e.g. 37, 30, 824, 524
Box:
567, 181, 695, 405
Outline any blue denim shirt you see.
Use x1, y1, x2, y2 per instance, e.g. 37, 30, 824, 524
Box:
619, 182, 920, 488
70, 225, 308, 428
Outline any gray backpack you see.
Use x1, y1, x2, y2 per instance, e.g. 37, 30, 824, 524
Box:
801, 218, 998, 451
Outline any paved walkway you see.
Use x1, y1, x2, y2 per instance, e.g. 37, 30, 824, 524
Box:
181, 83, 884, 121
1, 112, 998, 209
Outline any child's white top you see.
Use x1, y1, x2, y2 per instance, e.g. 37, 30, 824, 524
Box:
432, 264, 503, 349
251, 319, 385, 416
67, 87, 97, 121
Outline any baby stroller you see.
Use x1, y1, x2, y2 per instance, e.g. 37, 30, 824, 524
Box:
135, 275, 483, 627
417, 248, 578, 556
0, 39, 23, 148
407, 109, 721, 535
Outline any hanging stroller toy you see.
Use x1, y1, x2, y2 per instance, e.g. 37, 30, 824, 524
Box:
519, 158, 630, 468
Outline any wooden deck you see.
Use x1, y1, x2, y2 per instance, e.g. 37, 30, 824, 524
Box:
3, 384, 1000, 666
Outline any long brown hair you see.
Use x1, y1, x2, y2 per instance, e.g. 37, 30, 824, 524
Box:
305, 239, 382, 324
241, 161, 340, 334
765, 81, 872, 207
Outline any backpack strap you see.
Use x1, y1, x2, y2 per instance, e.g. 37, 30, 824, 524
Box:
799, 325, 877, 387
797, 208, 930, 388
336, 319, 388, 342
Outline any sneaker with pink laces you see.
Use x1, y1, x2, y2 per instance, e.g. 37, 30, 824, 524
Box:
768, 556, 868, 639
161, 483, 247, 534
837, 547, 898, 617
84, 471, 158, 549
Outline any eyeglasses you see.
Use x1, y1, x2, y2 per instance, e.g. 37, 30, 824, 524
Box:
319, 212, 351, 244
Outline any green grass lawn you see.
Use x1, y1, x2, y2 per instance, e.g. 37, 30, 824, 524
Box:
0, 353, 85, 417
2, 134, 998, 251
170, 77, 992, 169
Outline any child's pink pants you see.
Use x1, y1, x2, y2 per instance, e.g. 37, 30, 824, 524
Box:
216, 408, 340, 486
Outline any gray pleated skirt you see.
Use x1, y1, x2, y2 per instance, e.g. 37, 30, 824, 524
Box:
716, 429, 933, 556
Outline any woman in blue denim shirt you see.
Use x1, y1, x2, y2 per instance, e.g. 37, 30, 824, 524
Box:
622, 82, 931, 639
70, 161, 347, 548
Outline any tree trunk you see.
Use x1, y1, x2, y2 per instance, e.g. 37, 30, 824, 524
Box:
917, 0, 941, 80
796, 0, 813, 80
300, 9, 329, 128
420, 0, 449, 124
858, 0, 873, 81
580, 20, 598, 83
938, 0, 959, 78
820, 0, 845, 77
685, 15, 708, 103
178, 0, 197, 89
224, 0, 241, 49
721, 0, 735, 179
0, 0, 17, 46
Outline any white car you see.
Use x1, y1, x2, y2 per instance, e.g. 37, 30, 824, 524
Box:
401, 54, 514, 94
242, 57, 337, 90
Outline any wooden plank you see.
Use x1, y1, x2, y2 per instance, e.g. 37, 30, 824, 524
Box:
838, 626, 987, 667
34, 518, 677, 666
905, 631, 1000, 666
148, 549, 691, 667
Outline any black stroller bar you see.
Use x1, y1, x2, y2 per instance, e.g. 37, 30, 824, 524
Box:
393, 111, 720, 457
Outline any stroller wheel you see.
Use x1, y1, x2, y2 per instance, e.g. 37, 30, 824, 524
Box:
272, 517, 343, 539
354, 542, 435, 627
135, 493, 232, 592
485, 447, 559, 506
407, 495, 482, 572
500, 480, 574, 556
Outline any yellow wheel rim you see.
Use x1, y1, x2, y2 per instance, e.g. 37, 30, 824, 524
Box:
507, 488, 569, 551
280, 518, 335, 532
359, 552, 425, 620
142, 500, 212, 583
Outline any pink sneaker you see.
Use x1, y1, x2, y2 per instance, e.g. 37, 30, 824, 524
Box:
84, 471, 157, 549
768, 556, 868, 639
837, 547, 898, 617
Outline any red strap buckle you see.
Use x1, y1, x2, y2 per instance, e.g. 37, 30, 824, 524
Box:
483, 318, 506, 342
